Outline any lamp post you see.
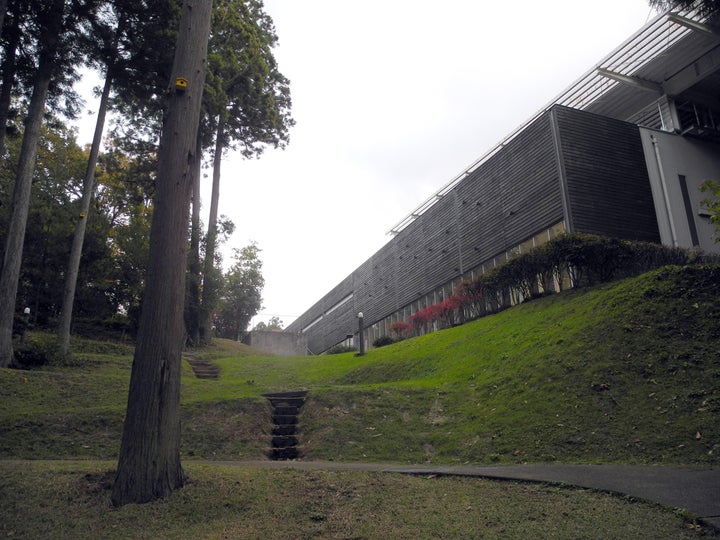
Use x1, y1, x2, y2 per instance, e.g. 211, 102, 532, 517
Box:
21, 307, 30, 345
357, 312, 365, 356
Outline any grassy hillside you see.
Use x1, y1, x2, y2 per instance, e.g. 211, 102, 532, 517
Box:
1, 265, 718, 466
297, 265, 719, 464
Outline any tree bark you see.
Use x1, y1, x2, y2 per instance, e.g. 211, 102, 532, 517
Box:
111, 0, 213, 507
0, 9, 20, 157
0, 0, 63, 367
185, 133, 203, 345
199, 117, 224, 343
57, 64, 114, 357
0, 0, 8, 42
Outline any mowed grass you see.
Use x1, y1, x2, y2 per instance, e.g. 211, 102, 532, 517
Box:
1, 265, 719, 536
1, 265, 718, 465
200, 265, 720, 465
0, 460, 713, 539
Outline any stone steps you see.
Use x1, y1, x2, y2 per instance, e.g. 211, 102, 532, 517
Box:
184, 355, 220, 380
263, 391, 307, 460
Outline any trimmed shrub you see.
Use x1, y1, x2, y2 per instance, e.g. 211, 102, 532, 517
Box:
13, 346, 49, 368
408, 309, 429, 335
372, 336, 395, 348
389, 321, 411, 340
325, 344, 357, 355
396, 234, 710, 341
71, 315, 135, 341
455, 279, 485, 319
12, 335, 60, 368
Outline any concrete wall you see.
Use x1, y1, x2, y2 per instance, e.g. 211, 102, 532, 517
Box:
640, 128, 720, 254
245, 331, 308, 356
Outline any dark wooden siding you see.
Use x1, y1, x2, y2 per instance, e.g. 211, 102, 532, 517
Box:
287, 109, 568, 351
288, 114, 563, 352
366, 241, 400, 320
394, 223, 425, 309
554, 106, 660, 242
290, 273, 355, 354
456, 112, 563, 270
288, 106, 665, 352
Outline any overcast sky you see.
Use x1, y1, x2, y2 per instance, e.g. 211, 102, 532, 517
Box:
77, 0, 660, 329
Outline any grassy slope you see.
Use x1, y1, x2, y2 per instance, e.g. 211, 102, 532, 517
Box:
0, 265, 718, 466
297, 265, 720, 464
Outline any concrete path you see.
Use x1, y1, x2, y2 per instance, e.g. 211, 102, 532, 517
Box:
212, 460, 720, 530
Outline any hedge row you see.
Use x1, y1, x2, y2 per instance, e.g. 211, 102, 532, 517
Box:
391, 234, 713, 338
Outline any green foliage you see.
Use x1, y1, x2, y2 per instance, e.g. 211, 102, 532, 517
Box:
205, 0, 294, 158
0, 121, 154, 333
12, 346, 49, 368
372, 335, 396, 348
95, 135, 155, 327
70, 315, 135, 341
11, 332, 63, 368
253, 316, 284, 331
101, 1, 181, 144
649, 0, 720, 15
493, 233, 695, 294
0, 120, 116, 324
325, 344, 357, 355
400, 234, 707, 336
2, 266, 717, 467
214, 242, 265, 340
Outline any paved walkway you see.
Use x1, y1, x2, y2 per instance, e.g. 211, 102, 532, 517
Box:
213, 460, 720, 530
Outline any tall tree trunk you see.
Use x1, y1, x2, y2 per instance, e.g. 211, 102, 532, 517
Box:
0, 9, 19, 157
57, 16, 126, 357
199, 118, 224, 344
0, 0, 8, 42
185, 133, 203, 345
0, 0, 63, 367
56, 66, 113, 357
111, 0, 213, 507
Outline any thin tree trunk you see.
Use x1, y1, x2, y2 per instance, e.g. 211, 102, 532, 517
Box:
0, 0, 63, 367
111, 0, 213, 507
56, 66, 113, 357
199, 117, 224, 343
185, 133, 203, 345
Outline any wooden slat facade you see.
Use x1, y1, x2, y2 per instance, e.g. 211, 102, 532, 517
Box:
553, 106, 661, 242
456, 112, 563, 270
287, 106, 660, 353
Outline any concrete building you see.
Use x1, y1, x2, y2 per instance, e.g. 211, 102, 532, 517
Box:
286, 7, 720, 354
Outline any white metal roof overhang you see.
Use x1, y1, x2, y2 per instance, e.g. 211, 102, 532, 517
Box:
388, 6, 720, 236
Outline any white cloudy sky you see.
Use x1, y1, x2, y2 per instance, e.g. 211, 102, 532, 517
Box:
76, 0, 661, 328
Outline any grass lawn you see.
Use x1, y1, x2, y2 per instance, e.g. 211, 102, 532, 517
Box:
0, 460, 713, 539
0, 265, 718, 536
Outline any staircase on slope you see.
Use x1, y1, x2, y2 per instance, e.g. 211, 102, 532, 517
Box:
263, 391, 307, 460
184, 355, 220, 380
